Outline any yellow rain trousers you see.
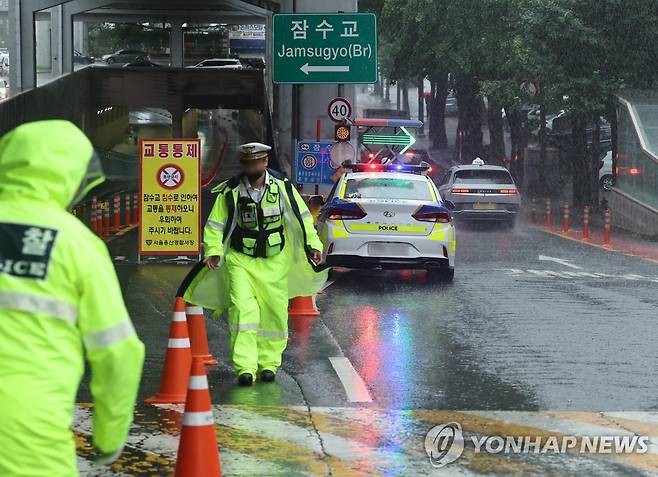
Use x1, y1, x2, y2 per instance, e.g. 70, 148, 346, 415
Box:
0, 121, 145, 476
183, 173, 327, 376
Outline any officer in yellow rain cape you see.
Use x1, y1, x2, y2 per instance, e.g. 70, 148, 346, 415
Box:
0, 121, 144, 476
182, 142, 327, 385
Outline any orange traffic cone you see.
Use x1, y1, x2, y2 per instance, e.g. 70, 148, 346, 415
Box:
146, 297, 192, 404
186, 304, 218, 366
288, 295, 320, 316
175, 357, 222, 477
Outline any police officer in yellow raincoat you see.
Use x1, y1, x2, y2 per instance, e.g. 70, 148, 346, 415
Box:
184, 143, 326, 386
0, 120, 145, 476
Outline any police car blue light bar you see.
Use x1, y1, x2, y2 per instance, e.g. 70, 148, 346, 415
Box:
352, 118, 424, 128
341, 160, 430, 174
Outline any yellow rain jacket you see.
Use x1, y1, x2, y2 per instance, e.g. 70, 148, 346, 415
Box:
0, 121, 145, 476
182, 171, 328, 315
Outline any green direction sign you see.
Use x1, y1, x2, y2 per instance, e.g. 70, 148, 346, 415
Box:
362, 127, 416, 153
273, 13, 377, 84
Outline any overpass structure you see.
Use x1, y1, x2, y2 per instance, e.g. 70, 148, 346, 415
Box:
3, 0, 359, 176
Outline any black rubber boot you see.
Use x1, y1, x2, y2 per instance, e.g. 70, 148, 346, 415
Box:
238, 373, 254, 386
260, 370, 276, 382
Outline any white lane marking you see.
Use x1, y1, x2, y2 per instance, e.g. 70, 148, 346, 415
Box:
319, 279, 335, 293
74, 407, 178, 458
328, 357, 373, 403
604, 411, 658, 426
214, 407, 415, 468
498, 268, 658, 283
539, 255, 583, 269
221, 449, 316, 477
470, 410, 658, 457
78, 458, 129, 477
467, 410, 636, 437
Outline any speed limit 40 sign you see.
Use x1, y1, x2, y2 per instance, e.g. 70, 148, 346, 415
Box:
327, 97, 352, 123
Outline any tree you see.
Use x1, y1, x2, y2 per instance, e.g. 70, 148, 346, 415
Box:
380, 0, 453, 149
523, 0, 658, 206
375, 0, 658, 196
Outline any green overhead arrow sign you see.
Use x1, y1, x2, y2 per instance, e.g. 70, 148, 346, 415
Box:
362, 126, 416, 153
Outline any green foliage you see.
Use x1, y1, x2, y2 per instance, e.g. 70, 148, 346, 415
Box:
87, 23, 169, 58
377, 0, 658, 116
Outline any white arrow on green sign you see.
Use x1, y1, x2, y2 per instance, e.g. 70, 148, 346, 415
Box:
362, 127, 417, 153
301, 63, 350, 75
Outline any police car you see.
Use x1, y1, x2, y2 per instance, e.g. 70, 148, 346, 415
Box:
437, 159, 521, 227
317, 161, 456, 281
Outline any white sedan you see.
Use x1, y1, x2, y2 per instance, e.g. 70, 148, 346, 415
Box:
316, 163, 456, 281
599, 150, 614, 190
437, 160, 521, 227
192, 58, 243, 69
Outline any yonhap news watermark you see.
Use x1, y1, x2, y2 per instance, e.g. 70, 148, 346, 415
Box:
424, 422, 650, 468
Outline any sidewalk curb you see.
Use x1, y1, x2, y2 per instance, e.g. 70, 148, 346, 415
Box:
529, 224, 658, 266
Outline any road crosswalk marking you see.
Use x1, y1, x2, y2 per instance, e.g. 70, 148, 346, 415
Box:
74, 404, 658, 476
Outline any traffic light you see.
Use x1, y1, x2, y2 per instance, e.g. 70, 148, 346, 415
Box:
334, 125, 351, 142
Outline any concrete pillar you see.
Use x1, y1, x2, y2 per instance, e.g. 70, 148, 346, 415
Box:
73, 21, 88, 52
20, 6, 37, 91
50, 6, 62, 77
171, 109, 183, 138
62, 10, 73, 73
8, 0, 22, 92
35, 12, 51, 74
182, 109, 199, 138
170, 19, 184, 68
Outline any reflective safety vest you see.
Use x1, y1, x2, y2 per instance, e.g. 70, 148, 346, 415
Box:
231, 179, 285, 258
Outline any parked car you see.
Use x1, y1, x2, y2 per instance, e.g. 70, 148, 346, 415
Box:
599, 150, 614, 191
123, 58, 161, 68
73, 50, 94, 65
0, 79, 9, 100
102, 49, 149, 64
0, 52, 9, 75
445, 94, 458, 116
240, 58, 265, 69
192, 58, 242, 69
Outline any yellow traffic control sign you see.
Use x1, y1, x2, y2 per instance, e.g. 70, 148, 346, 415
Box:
139, 139, 201, 256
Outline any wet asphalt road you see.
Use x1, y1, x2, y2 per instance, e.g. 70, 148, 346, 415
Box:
87, 219, 658, 413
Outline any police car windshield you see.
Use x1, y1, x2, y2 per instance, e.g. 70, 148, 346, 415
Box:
454, 169, 514, 184
344, 178, 433, 201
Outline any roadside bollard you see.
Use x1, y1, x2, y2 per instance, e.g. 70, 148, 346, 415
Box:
113, 194, 121, 233
103, 202, 110, 239
91, 197, 99, 234
96, 202, 103, 237
582, 206, 590, 241
531, 198, 537, 224
562, 203, 570, 234
132, 192, 139, 225
603, 209, 611, 247
124, 193, 131, 227
545, 198, 552, 231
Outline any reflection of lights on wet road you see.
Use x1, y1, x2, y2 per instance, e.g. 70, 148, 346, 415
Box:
352, 305, 413, 408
